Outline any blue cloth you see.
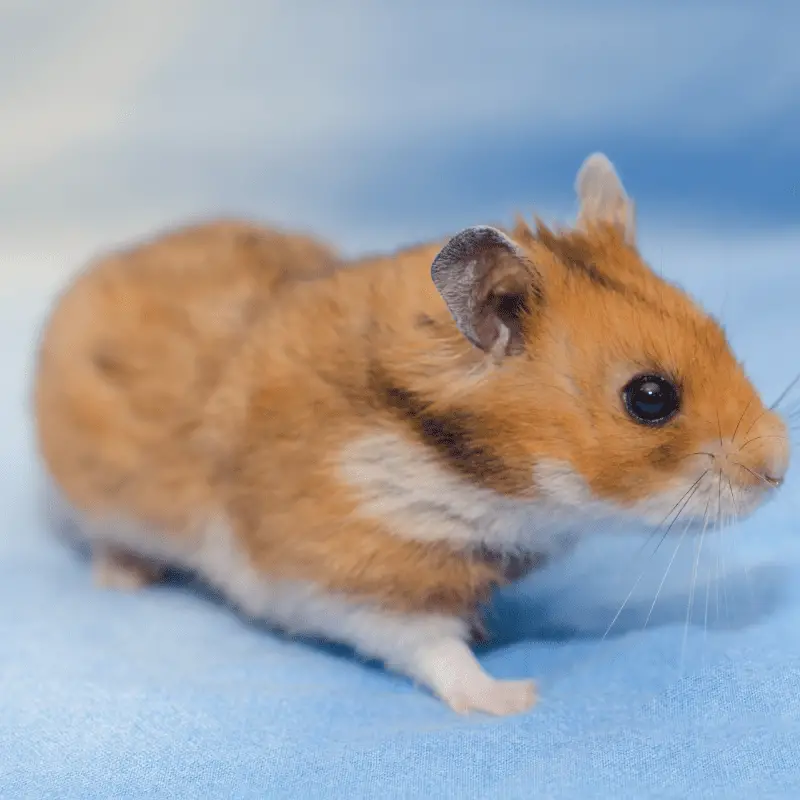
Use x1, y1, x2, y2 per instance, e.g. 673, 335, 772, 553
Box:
2, 271, 799, 800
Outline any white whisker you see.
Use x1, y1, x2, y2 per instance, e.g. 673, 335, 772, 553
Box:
731, 399, 752, 446
703, 552, 712, 665
681, 495, 711, 673
644, 479, 704, 630
652, 470, 710, 555
601, 471, 708, 641
726, 476, 753, 611
715, 471, 723, 623
770, 371, 800, 411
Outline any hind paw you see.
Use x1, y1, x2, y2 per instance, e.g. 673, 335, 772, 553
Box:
92, 546, 164, 591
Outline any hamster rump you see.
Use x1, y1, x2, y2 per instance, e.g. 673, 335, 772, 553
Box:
33, 218, 340, 541
31, 155, 789, 718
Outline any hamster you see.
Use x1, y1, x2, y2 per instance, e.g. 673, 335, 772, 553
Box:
32, 153, 790, 716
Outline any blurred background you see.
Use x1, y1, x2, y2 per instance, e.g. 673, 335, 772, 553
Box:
1, 7, 799, 793
1, 2, 797, 390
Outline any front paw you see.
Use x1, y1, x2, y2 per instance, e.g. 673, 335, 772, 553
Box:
442, 677, 537, 717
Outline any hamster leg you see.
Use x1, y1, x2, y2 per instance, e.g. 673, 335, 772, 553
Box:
404, 636, 537, 715
286, 602, 536, 716
468, 608, 490, 643
91, 544, 165, 591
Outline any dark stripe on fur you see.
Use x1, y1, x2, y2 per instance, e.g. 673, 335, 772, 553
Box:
533, 223, 663, 309
367, 366, 511, 487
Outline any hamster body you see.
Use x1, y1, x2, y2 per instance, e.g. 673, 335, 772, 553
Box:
33, 155, 790, 715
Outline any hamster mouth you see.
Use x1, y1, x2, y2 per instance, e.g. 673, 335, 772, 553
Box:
531, 455, 784, 542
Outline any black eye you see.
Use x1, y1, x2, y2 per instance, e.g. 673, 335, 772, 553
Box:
622, 374, 680, 426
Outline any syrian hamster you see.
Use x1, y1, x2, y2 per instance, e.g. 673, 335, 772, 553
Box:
33, 154, 789, 715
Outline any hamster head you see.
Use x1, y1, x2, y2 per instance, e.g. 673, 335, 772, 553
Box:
429, 153, 790, 535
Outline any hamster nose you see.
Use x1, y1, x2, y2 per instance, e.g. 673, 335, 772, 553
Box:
739, 410, 790, 487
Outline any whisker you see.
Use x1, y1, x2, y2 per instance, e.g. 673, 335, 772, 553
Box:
601, 566, 648, 642
704, 474, 721, 648
771, 371, 800, 411
653, 471, 710, 555
731, 399, 753, 446
602, 472, 708, 641
742, 387, 800, 441
716, 411, 723, 448
725, 476, 753, 611
742, 408, 770, 441
737, 435, 789, 452
636, 470, 711, 557
643, 494, 699, 630
718, 476, 740, 622
733, 460, 776, 488
726, 475, 739, 530
703, 543, 712, 659
716, 470, 725, 622
681, 495, 712, 673
731, 515, 754, 614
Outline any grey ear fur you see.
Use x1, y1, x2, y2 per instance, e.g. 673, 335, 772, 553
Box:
576, 152, 636, 244
430, 225, 535, 357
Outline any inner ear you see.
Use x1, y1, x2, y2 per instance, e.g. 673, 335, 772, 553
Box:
575, 152, 636, 244
430, 226, 538, 357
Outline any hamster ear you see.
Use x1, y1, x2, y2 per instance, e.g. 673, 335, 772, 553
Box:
430, 225, 537, 357
575, 152, 636, 244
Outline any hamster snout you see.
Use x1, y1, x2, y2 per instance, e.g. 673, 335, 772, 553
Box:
708, 409, 790, 492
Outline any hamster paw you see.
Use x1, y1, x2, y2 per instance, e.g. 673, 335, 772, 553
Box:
443, 678, 537, 717
92, 546, 164, 591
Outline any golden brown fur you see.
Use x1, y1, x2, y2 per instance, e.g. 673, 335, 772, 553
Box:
35, 217, 784, 601
35, 219, 340, 525
32, 154, 790, 714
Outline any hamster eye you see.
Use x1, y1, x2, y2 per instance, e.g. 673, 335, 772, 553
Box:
622, 374, 680, 426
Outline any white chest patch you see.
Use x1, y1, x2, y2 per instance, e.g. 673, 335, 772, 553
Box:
339, 432, 589, 560
338, 431, 728, 558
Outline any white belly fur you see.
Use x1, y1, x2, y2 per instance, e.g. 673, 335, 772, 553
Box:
39, 473, 543, 714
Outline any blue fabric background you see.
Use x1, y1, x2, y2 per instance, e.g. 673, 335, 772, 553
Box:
1, 272, 799, 799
